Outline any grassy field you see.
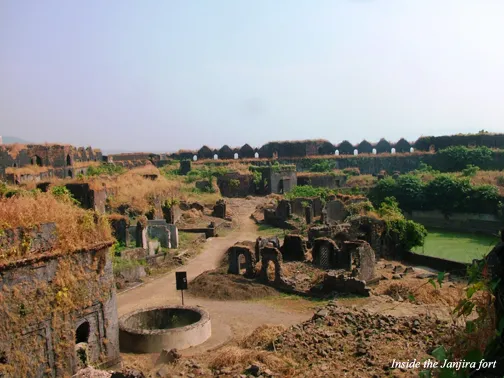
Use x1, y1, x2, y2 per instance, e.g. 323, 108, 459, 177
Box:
412, 229, 499, 263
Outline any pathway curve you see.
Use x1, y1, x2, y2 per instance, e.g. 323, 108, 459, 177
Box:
117, 198, 312, 355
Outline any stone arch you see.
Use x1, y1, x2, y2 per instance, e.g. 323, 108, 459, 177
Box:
410, 147, 414, 153
66, 154, 72, 166
391, 148, 396, 154
372, 148, 377, 154
254, 152, 259, 158
233, 153, 239, 160
335, 150, 339, 156
213, 154, 218, 160
76, 321, 90, 344
31, 155, 43, 166
260, 246, 283, 284
12, 162, 17, 168
353, 149, 358, 155
228, 244, 256, 277
192, 155, 198, 161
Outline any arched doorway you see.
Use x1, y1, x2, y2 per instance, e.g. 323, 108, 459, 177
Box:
233, 153, 239, 160
66, 154, 72, 166
335, 150, 339, 156
372, 148, 377, 155
213, 154, 218, 160
68, 169, 73, 178
254, 152, 259, 158
353, 149, 358, 155
31, 155, 43, 166
76, 321, 90, 344
192, 155, 197, 161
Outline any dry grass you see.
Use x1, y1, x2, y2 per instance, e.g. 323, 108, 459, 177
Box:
239, 324, 286, 349
3, 143, 27, 158
5, 166, 50, 175
344, 174, 376, 187
73, 161, 100, 168
208, 345, 296, 374
0, 192, 112, 264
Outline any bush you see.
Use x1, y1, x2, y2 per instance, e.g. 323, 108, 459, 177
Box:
394, 175, 425, 212
343, 167, 360, 176
377, 197, 427, 252
434, 146, 493, 172
369, 177, 398, 206
309, 160, 334, 173
423, 174, 472, 214
86, 163, 125, 176
462, 164, 480, 177
284, 185, 331, 200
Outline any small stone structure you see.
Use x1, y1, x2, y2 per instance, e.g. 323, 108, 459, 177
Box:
311, 238, 340, 269
228, 242, 256, 277
316, 271, 371, 296
281, 234, 307, 261
179, 160, 191, 175
343, 240, 376, 282
325, 200, 348, 223
65, 183, 107, 214
119, 305, 211, 353
0, 225, 119, 377
147, 220, 171, 248
212, 199, 227, 219
259, 245, 284, 284
255, 236, 281, 262
109, 215, 130, 246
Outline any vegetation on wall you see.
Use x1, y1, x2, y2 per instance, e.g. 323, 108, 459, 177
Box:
86, 163, 126, 176
0, 192, 112, 264
369, 173, 502, 215
432, 146, 493, 172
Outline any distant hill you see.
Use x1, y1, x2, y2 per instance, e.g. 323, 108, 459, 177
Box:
1, 136, 31, 144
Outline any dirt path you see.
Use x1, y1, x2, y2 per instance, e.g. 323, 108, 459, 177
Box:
117, 197, 312, 355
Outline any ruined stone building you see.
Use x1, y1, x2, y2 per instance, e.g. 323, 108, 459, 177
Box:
0, 223, 120, 377
0, 143, 103, 183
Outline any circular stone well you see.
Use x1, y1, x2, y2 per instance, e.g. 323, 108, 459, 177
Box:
119, 305, 211, 353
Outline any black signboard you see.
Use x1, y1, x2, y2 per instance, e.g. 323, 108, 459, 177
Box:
176, 271, 187, 291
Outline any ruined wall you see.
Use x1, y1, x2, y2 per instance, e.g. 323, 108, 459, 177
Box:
65, 183, 107, 214
297, 173, 347, 188
0, 242, 119, 377
406, 210, 503, 236
217, 173, 255, 197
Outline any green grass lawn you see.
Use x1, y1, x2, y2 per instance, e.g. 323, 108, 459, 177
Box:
411, 228, 499, 263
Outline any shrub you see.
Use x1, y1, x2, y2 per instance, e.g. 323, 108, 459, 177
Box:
343, 167, 360, 176
86, 163, 125, 176
462, 164, 480, 177
284, 185, 331, 200
369, 177, 398, 206
309, 160, 334, 173
434, 146, 493, 172
423, 174, 472, 214
394, 174, 425, 212
497, 176, 504, 187
377, 197, 427, 252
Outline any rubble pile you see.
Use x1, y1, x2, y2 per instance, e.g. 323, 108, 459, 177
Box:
272, 301, 454, 377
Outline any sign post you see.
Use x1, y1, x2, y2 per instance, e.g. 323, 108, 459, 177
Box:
175, 271, 188, 305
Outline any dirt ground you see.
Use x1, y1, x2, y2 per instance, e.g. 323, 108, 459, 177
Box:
117, 196, 470, 377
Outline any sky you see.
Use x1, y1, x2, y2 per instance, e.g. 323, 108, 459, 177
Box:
1, 0, 504, 153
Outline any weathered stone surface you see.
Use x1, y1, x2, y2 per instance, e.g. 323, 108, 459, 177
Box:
325, 200, 348, 223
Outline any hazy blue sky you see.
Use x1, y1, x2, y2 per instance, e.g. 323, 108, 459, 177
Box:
1, 1, 504, 152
